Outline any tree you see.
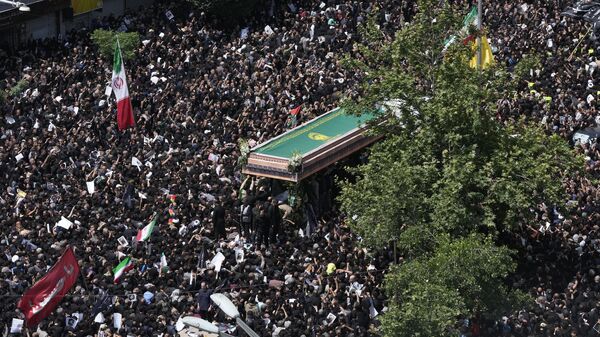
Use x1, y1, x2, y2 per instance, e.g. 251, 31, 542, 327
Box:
91, 29, 140, 61
382, 236, 528, 337
338, 0, 581, 335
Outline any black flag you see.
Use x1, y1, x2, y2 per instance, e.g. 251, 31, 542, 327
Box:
562, 1, 600, 22
91, 289, 113, 318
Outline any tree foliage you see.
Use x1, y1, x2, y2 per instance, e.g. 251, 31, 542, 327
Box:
9, 79, 29, 97
91, 29, 140, 61
338, 0, 582, 335
382, 236, 527, 337
513, 53, 542, 81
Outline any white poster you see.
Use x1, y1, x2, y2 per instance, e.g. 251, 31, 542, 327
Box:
210, 252, 225, 272
86, 181, 95, 194
10, 318, 23, 333
113, 312, 122, 329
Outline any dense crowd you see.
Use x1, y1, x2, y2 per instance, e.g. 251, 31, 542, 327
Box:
489, 1, 600, 337
3, 0, 600, 336
0, 0, 405, 336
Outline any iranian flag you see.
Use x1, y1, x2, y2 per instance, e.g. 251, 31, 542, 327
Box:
443, 6, 479, 51
112, 42, 135, 131
112, 257, 134, 283
136, 215, 157, 242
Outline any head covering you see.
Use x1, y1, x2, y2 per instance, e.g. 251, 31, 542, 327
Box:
143, 291, 155, 304
326, 263, 336, 275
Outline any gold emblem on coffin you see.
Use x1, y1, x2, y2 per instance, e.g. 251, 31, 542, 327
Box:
308, 132, 331, 141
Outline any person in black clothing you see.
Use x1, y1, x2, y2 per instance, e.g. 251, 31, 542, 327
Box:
240, 197, 253, 238
196, 282, 213, 320
269, 197, 282, 244
256, 202, 270, 247
212, 198, 226, 241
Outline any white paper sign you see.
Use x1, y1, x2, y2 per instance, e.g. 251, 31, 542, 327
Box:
264, 25, 274, 35
56, 216, 74, 230
369, 304, 379, 318
105, 86, 112, 97
210, 252, 226, 272
10, 319, 23, 333
326, 313, 336, 325
86, 181, 95, 194
132, 157, 143, 169
117, 236, 129, 247
235, 248, 245, 264
240, 27, 249, 39
113, 312, 122, 329
94, 312, 105, 323
66, 313, 82, 329
15, 153, 24, 162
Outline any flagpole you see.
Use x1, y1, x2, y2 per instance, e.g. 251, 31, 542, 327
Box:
477, 0, 482, 69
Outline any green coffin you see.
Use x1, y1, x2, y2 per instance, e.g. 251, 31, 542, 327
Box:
254, 108, 377, 159
243, 107, 381, 182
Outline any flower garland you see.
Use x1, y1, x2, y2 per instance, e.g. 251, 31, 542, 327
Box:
288, 151, 303, 173
238, 138, 250, 167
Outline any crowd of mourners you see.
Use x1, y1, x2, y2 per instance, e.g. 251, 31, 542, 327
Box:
0, 0, 403, 336
2, 0, 600, 336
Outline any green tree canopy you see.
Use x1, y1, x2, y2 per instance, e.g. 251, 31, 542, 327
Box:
338, 0, 582, 335
382, 236, 528, 337
339, 0, 580, 252
91, 29, 140, 61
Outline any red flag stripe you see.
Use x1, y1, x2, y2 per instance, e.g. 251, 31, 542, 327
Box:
117, 97, 135, 131
290, 105, 302, 116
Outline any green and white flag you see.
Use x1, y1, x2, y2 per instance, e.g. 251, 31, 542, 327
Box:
113, 257, 134, 283
461, 6, 478, 32
136, 215, 157, 242
160, 253, 168, 271
443, 6, 478, 51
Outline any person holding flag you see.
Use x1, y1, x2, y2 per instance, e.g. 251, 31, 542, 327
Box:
136, 214, 158, 242
112, 39, 135, 131
113, 256, 134, 283
17, 247, 80, 327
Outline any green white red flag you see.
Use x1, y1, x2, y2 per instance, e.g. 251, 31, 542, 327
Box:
112, 257, 134, 283
136, 215, 157, 242
112, 41, 135, 131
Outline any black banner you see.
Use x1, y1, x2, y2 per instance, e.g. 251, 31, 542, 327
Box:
562, 1, 600, 23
